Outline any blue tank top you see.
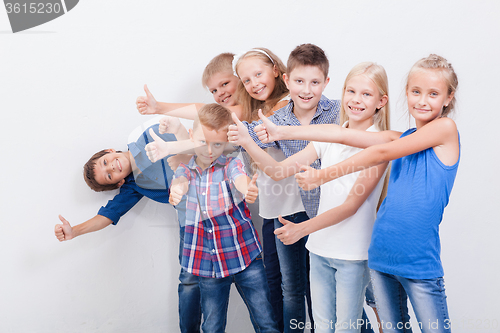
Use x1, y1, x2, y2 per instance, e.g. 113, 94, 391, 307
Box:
368, 128, 460, 279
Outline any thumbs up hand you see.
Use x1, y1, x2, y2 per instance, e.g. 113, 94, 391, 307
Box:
136, 84, 159, 115
145, 128, 170, 163
274, 215, 304, 245
244, 173, 259, 204
55, 215, 74, 242
294, 162, 322, 191
159, 116, 182, 135
253, 109, 280, 143
228, 112, 252, 147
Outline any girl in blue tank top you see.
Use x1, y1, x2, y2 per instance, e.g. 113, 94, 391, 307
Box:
267, 54, 460, 333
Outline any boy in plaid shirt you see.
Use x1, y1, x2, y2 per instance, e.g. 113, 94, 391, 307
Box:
146, 103, 279, 333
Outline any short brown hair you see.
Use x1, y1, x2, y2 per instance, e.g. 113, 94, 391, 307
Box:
287, 43, 329, 79
83, 150, 122, 192
193, 103, 232, 132
201, 52, 235, 88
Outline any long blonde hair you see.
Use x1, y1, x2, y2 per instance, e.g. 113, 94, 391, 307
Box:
340, 62, 391, 210
234, 48, 288, 122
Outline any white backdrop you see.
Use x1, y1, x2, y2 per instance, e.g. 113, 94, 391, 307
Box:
1, 1, 500, 332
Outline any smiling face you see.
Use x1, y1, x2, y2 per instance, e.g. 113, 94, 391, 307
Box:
343, 74, 387, 130
237, 56, 278, 101
93, 150, 132, 187
190, 124, 228, 170
284, 65, 329, 116
206, 71, 239, 107
406, 69, 454, 128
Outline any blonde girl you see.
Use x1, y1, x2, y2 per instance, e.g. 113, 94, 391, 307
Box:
234, 48, 289, 121
229, 62, 391, 333
234, 47, 310, 332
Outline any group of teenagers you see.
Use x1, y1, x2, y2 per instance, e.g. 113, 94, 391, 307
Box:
55, 43, 460, 333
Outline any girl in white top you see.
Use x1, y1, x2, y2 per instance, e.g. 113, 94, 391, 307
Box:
229, 62, 390, 333
234, 48, 306, 332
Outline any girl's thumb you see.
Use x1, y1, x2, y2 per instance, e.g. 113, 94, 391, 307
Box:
231, 112, 242, 125
278, 215, 291, 225
296, 161, 309, 172
258, 109, 267, 122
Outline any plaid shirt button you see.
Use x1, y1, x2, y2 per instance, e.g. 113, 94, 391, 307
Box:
174, 155, 262, 278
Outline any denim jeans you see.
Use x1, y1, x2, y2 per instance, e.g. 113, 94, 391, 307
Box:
370, 269, 451, 333
263, 217, 284, 332
179, 227, 201, 333
309, 253, 369, 333
198, 255, 280, 333
274, 211, 313, 333
179, 268, 201, 333
360, 280, 376, 333
364, 280, 376, 309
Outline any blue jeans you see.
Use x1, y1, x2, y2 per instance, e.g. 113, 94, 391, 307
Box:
364, 280, 376, 309
360, 281, 376, 333
274, 211, 313, 333
309, 253, 369, 333
198, 255, 280, 333
263, 217, 284, 332
179, 227, 201, 333
370, 269, 451, 333
179, 268, 201, 333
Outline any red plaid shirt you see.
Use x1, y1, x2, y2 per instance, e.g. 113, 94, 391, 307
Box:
174, 154, 262, 278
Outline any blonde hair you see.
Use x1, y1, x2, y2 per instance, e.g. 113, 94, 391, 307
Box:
234, 48, 288, 122
193, 103, 232, 132
406, 54, 458, 117
201, 52, 235, 89
340, 62, 391, 210
340, 62, 390, 131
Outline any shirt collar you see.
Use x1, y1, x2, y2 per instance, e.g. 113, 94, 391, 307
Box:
186, 154, 228, 171
281, 95, 331, 123
343, 121, 379, 132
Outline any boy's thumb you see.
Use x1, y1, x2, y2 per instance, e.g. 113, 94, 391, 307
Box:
58, 215, 70, 226
250, 173, 258, 185
149, 128, 160, 141
144, 84, 152, 97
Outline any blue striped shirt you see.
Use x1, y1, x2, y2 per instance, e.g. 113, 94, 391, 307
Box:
243, 95, 340, 218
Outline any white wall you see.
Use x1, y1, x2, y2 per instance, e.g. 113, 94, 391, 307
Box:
1, 1, 499, 332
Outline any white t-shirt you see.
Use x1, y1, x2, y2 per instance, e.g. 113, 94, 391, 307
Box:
255, 94, 304, 219
306, 122, 386, 260
257, 147, 305, 219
